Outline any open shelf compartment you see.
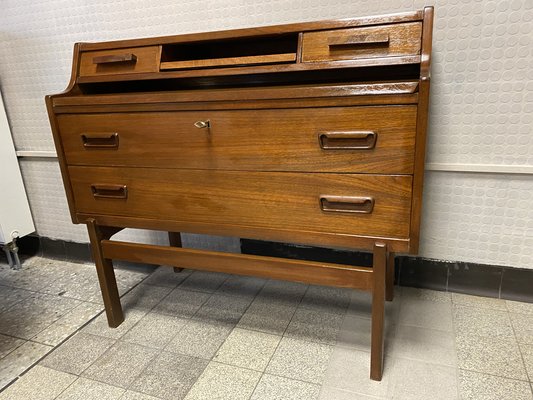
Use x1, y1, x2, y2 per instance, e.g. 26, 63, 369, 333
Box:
160, 33, 299, 70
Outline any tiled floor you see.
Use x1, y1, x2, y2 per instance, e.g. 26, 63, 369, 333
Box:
0, 257, 532, 399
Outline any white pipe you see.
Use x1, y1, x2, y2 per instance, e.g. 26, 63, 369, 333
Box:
425, 163, 533, 175
15, 152, 533, 175
16, 150, 57, 158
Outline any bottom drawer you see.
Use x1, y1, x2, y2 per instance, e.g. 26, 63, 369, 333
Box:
69, 167, 412, 239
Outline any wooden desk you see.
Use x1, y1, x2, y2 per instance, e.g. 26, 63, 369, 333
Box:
46, 7, 433, 380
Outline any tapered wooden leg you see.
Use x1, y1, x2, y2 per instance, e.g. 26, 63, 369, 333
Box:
370, 242, 387, 381
386, 252, 395, 302
87, 219, 124, 328
168, 232, 184, 273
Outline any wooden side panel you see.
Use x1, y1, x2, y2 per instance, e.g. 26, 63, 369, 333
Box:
58, 106, 417, 174
302, 22, 422, 62
69, 167, 413, 239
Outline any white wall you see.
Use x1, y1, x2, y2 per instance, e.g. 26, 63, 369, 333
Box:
0, 0, 531, 267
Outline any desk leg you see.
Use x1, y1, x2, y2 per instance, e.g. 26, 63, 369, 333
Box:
87, 219, 124, 328
386, 252, 395, 302
370, 242, 387, 381
168, 232, 184, 273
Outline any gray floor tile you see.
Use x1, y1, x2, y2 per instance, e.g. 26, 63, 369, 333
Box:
195, 293, 252, 325
321, 346, 392, 397
236, 298, 296, 336
119, 391, 162, 400
0, 333, 25, 359
459, 369, 533, 400
401, 287, 451, 303
257, 280, 308, 306
251, 373, 320, 400
153, 288, 210, 318
399, 297, 453, 332
184, 362, 261, 400
347, 291, 400, 322
0, 293, 81, 339
0, 284, 33, 313
0, 365, 76, 400
216, 275, 266, 298
56, 377, 125, 400
40, 332, 115, 375
300, 285, 351, 314
266, 337, 332, 384
319, 386, 383, 400
511, 313, 533, 344
506, 301, 533, 315
285, 307, 344, 345
122, 312, 187, 349
83, 341, 158, 388
121, 284, 173, 312
40, 264, 98, 298
390, 325, 456, 366
178, 271, 229, 293
165, 319, 233, 360
143, 267, 192, 288
519, 343, 533, 380
0, 259, 59, 292
0, 341, 52, 388
456, 334, 528, 380
31, 302, 103, 346
452, 293, 507, 310
346, 290, 372, 319
214, 328, 281, 371
82, 308, 147, 340
335, 315, 395, 352
453, 305, 514, 338
389, 357, 458, 400
130, 352, 208, 400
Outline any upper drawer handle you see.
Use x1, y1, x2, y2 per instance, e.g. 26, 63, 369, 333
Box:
319, 131, 377, 150
320, 196, 375, 214
92, 53, 137, 64
81, 133, 119, 149
328, 34, 390, 47
91, 184, 128, 199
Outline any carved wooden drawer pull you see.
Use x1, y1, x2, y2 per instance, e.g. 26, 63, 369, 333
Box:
91, 184, 128, 199
81, 133, 119, 149
319, 131, 377, 150
92, 53, 137, 64
320, 196, 375, 214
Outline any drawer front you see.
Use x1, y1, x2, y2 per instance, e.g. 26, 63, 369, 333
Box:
70, 167, 412, 239
59, 106, 417, 174
79, 46, 160, 77
302, 22, 422, 62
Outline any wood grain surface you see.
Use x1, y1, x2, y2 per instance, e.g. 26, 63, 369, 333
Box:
69, 167, 413, 239
302, 22, 422, 62
59, 106, 417, 173
79, 46, 160, 77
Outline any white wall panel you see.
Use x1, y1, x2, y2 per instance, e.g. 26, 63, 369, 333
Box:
1, 0, 532, 268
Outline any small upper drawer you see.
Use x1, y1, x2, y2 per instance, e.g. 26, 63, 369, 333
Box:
79, 46, 160, 77
302, 22, 422, 62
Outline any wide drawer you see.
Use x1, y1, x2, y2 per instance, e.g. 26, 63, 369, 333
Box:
79, 46, 160, 77
302, 22, 422, 62
59, 106, 417, 174
70, 167, 412, 239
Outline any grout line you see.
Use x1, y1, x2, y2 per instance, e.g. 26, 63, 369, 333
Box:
508, 307, 532, 384
249, 282, 310, 398
498, 268, 505, 300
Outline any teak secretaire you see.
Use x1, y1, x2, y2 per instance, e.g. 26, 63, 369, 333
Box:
46, 7, 433, 380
